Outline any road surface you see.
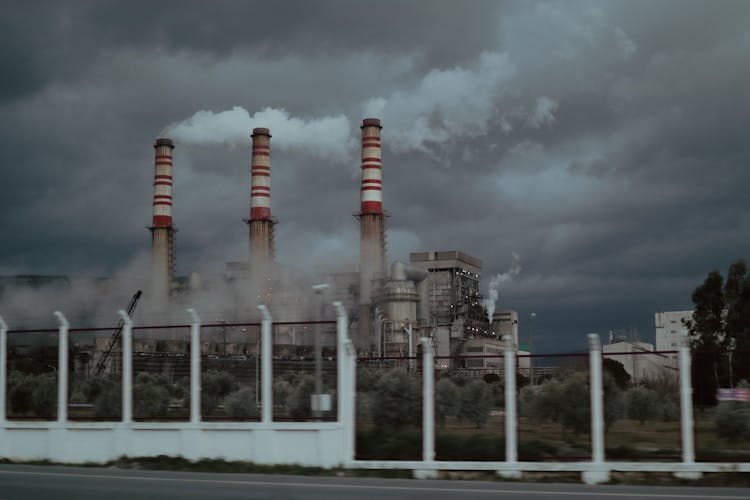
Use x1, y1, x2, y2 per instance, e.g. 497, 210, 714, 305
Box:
0, 464, 748, 500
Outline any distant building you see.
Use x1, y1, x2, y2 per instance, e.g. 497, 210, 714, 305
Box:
655, 310, 692, 351
491, 309, 519, 349
655, 310, 692, 370
603, 340, 673, 382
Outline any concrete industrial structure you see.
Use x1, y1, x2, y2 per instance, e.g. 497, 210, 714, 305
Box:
148, 139, 176, 307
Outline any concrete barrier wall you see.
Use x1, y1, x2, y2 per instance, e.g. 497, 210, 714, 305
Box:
0, 423, 346, 466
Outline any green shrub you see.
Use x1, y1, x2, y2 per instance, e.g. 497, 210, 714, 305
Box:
8, 371, 35, 415
224, 387, 258, 419
457, 379, 492, 428
202, 370, 237, 414
31, 373, 57, 418
435, 378, 460, 427
715, 402, 750, 441
288, 375, 315, 419
133, 372, 170, 418
625, 387, 660, 424
371, 369, 421, 430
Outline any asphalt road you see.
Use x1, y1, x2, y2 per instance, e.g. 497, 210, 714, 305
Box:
0, 465, 748, 500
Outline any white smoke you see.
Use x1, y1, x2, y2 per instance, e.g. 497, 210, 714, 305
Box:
528, 96, 559, 129
362, 51, 516, 156
484, 252, 522, 324
164, 106, 355, 163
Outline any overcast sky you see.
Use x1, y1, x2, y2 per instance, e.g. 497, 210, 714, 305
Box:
1, 0, 748, 350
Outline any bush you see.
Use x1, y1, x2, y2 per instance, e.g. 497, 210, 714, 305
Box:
202, 370, 237, 415
224, 387, 258, 419
715, 401, 750, 441
288, 375, 315, 419
31, 373, 57, 419
435, 378, 460, 427
457, 379, 492, 428
660, 396, 680, 422
273, 380, 294, 411
371, 369, 421, 430
133, 372, 170, 418
519, 371, 623, 435
625, 387, 660, 424
93, 378, 122, 419
8, 371, 35, 415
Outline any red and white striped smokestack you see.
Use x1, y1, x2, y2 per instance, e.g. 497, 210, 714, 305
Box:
250, 128, 271, 220
360, 118, 383, 215
152, 138, 174, 227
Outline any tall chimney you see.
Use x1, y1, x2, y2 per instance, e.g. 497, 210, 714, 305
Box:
358, 118, 387, 352
246, 128, 275, 284
149, 138, 176, 307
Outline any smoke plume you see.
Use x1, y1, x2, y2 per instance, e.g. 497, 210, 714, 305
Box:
362, 51, 516, 156
164, 106, 355, 163
484, 252, 521, 324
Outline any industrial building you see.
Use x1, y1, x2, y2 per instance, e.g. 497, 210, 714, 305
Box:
2, 118, 526, 377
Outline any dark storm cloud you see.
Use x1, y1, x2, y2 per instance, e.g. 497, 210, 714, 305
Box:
1, 1, 749, 351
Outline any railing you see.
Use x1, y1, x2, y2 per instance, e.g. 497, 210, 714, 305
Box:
1, 311, 749, 483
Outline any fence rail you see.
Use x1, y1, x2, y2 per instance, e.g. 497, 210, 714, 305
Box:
1, 309, 749, 483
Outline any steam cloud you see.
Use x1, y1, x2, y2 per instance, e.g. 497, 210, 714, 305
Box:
362, 51, 516, 156
164, 106, 355, 163
484, 252, 521, 324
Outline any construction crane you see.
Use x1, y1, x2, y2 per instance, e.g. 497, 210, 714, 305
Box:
93, 290, 142, 376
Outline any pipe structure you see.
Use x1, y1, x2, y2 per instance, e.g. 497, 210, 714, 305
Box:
247, 128, 275, 277
0, 314, 7, 425
149, 138, 176, 307
358, 118, 386, 351
54, 311, 69, 423
258, 305, 273, 424
118, 310, 133, 424
187, 308, 201, 423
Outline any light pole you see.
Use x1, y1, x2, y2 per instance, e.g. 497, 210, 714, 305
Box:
529, 312, 536, 386
312, 283, 330, 418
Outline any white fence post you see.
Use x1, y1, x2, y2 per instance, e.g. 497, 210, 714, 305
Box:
676, 329, 702, 479
0, 314, 7, 425
334, 301, 354, 461
583, 333, 609, 484
118, 310, 133, 424
258, 305, 273, 424
503, 334, 519, 474
54, 311, 69, 423
421, 337, 434, 462
187, 308, 201, 424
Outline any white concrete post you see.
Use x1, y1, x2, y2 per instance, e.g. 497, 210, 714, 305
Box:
0, 314, 7, 425
118, 310, 133, 424
258, 305, 273, 424
334, 301, 355, 461
503, 334, 518, 465
54, 311, 69, 423
583, 333, 608, 484
334, 301, 348, 423
421, 337, 434, 462
345, 338, 356, 462
187, 308, 201, 424
679, 330, 695, 464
